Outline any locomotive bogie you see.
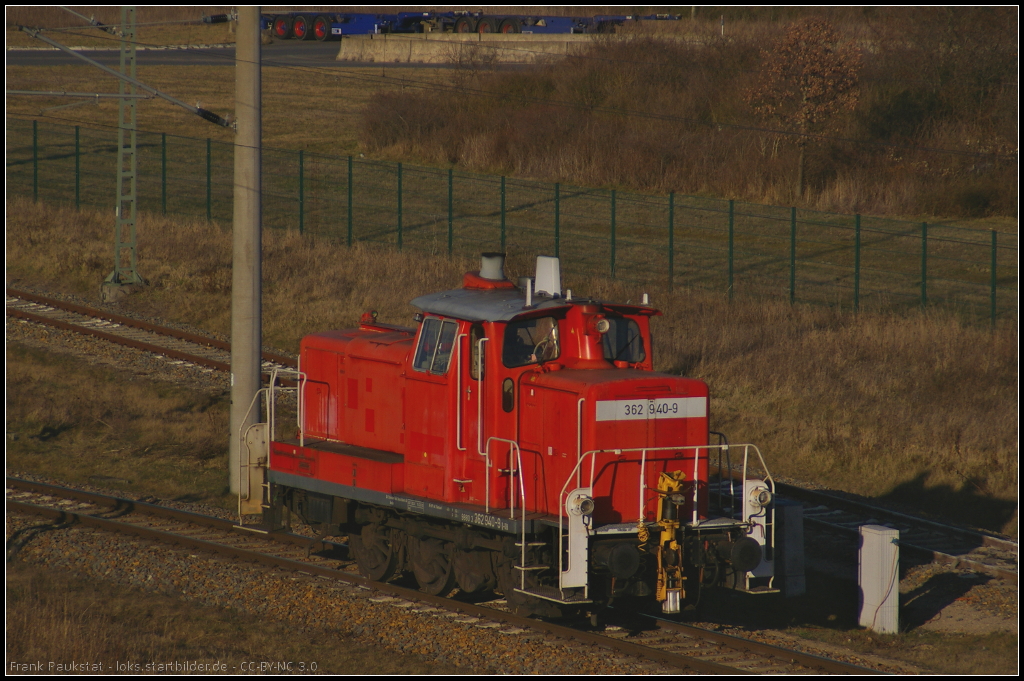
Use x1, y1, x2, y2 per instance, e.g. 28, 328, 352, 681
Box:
251, 253, 778, 616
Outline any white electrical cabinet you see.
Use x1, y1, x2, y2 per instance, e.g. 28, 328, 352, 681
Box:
858, 524, 900, 634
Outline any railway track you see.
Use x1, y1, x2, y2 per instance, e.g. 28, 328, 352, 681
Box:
6, 478, 884, 675
773, 482, 1017, 582
6, 287, 296, 376
8, 289, 1015, 584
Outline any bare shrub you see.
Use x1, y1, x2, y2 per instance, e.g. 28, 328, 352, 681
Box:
358, 13, 1016, 217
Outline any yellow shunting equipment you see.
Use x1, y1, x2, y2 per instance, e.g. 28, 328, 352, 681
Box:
655, 470, 686, 612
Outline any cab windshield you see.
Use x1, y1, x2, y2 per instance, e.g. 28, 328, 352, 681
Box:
602, 317, 645, 363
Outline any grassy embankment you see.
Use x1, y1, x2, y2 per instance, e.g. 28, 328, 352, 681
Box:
6, 199, 1017, 535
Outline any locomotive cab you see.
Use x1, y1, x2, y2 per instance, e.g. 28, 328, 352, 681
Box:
253, 253, 777, 617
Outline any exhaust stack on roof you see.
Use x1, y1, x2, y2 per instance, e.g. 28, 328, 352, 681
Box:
480, 252, 506, 281
534, 256, 561, 297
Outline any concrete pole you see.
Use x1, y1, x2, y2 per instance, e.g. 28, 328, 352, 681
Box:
230, 6, 263, 513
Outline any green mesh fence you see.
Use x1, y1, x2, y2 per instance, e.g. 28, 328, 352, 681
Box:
6, 117, 1017, 323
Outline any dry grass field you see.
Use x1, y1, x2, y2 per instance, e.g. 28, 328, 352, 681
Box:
6, 198, 1017, 535
5, 63, 452, 157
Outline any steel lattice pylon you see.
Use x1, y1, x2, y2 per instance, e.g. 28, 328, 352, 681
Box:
103, 6, 144, 294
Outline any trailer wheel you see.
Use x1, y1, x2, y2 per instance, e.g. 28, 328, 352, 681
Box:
498, 18, 521, 33
313, 15, 332, 41
292, 14, 313, 40
272, 15, 293, 39
476, 17, 499, 33
453, 16, 477, 33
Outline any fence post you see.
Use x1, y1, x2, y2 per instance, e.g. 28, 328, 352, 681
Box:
728, 199, 734, 301
610, 189, 617, 278
75, 125, 81, 209
990, 229, 996, 325
447, 168, 453, 255
668, 192, 675, 291
298, 149, 304, 235
790, 206, 797, 304
161, 132, 167, 214
397, 162, 403, 251
32, 120, 38, 201
854, 214, 861, 311
206, 137, 212, 221
347, 155, 353, 246
554, 182, 560, 258
921, 222, 928, 308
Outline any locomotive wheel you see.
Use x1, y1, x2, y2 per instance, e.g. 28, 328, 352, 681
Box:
313, 15, 332, 41
349, 524, 399, 582
453, 17, 476, 33
409, 537, 457, 596
292, 15, 313, 41
476, 17, 499, 33
272, 15, 293, 39
453, 548, 497, 594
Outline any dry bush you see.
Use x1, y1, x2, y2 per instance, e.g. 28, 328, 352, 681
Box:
359, 12, 1016, 217
6, 198, 1017, 532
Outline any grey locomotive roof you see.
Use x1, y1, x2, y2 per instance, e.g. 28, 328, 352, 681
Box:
411, 287, 568, 322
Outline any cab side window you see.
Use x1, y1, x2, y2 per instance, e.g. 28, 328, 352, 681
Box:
503, 316, 560, 368
413, 317, 458, 375
469, 323, 485, 380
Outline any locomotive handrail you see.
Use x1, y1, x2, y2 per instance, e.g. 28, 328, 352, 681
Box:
454, 333, 467, 452
237, 388, 268, 509
476, 336, 490, 458
482, 435, 528, 593
476, 336, 492, 511
237, 367, 307, 525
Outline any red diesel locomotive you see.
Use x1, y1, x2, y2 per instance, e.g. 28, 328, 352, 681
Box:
248, 254, 776, 616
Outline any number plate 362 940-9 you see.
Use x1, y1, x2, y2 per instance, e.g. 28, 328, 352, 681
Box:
595, 397, 706, 422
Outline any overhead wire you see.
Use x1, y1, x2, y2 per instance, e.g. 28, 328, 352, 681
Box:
12, 23, 1018, 161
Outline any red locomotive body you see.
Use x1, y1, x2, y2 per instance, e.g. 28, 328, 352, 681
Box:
257, 254, 776, 616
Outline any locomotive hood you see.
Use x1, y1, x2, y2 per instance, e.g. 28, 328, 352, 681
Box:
520, 367, 709, 451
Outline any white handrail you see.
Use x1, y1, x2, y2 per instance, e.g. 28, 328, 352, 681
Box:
454, 333, 467, 452
557, 443, 771, 528
236, 387, 268, 522
476, 337, 490, 512
482, 435, 527, 590
237, 368, 308, 525
575, 397, 585, 489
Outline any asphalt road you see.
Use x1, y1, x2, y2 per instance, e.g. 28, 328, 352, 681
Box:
6, 41, 443, 69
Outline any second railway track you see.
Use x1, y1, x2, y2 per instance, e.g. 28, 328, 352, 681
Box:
6, 287, 295, 377
7, 478, 886, 675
